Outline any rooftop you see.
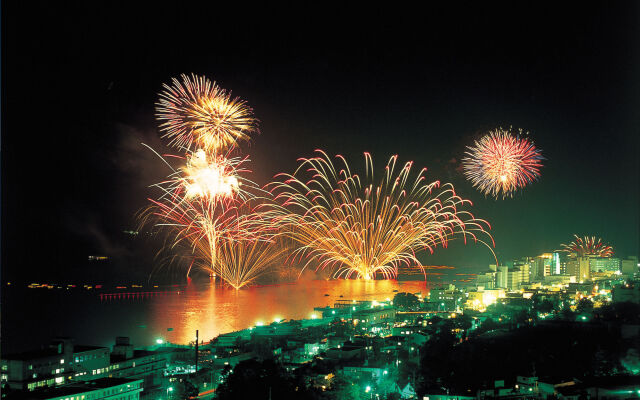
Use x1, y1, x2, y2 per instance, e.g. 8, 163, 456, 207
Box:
12, 378, 142, 399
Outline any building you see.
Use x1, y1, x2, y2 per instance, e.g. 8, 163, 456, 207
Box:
341, 364, 390, 384
1, 338, 110, 392
465, 289, 505, 311
15, 378, 143, 400
542, 274, 575, 285
108, 338, 167, 393
506, 268, 522, 290
612, 284, 640, 304
429, 285, 464, 311
496, 266, 508, 289
622, 256, 639, 276
352, 307, 396, 335
495, 262, 530, 291
476, 270, 496, 289
477, 376, 556, 400
533, 254, 555, 279
213, 330, 252, 348
590, 257, 621, 273
566, 256, 591, 282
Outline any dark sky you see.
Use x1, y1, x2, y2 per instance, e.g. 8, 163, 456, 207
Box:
2, 3, 638, 283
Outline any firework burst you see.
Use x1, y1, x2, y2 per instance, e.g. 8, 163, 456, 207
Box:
156, 73, 257, 153
204, 236, 285, 290
140, 147, 258, 280
463, 127, 543, 199
266, 150, 493, 280
560, 235, 614, 257
180, 149, 244, 200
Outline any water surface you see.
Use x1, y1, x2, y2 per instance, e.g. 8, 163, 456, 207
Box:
2, 280, 429, 353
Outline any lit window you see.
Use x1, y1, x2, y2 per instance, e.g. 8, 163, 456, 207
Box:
60, 359, 64, 364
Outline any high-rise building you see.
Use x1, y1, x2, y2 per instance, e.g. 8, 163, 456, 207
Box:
566, 256, 592, 281
590, 257, 621, 273
533, 254, 554, 279
496, 266, 508, 289
476, 270, 496, 289
578, 257, 591, 281
622, 256, 639, 276
552, 253, 561, 275
513, 259, 532, 284
506, 268, 522, 290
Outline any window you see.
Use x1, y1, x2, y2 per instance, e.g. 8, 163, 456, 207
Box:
60, 359, 64, 364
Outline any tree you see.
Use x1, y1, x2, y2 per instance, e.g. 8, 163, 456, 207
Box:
577, 298, 594, 314
324, 373, 364, 400
533, 299, 554, 314
417, 327, 457, 394
250, 336, 274, 360
332, 318, 355, 337
171, 378, 198, 399
455, 314, 472, 332
513, 309, 532, 327
215, 359, 312, 400
393, 292, 420, 310
473, 317, 499, 336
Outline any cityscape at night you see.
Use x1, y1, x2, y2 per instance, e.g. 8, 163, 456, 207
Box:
1, 3, 639, 400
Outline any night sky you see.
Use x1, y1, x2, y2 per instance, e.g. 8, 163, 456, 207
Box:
2, 3, 638, 283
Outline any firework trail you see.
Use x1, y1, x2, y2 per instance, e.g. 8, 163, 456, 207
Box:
204, 235, 286, 290
265, 150, 494, 280
463, 127, 543, 199
559, 235, 614, 257
180, 149, 247, 200
140, 146, 259, 280
156, 73, 258, 153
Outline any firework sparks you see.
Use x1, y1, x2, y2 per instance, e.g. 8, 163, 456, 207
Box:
156, 73, 257, 153
463, 127, 543, 199
181, 149, 242, 200
206, 237, 285, 290
266, 150, 493, 280
560, 235, 614, 257
140, 147, 258, 280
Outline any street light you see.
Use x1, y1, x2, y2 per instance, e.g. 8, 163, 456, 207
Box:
166, 386, 173, 399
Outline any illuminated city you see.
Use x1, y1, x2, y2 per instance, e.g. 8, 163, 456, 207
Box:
2, 3, 638, 400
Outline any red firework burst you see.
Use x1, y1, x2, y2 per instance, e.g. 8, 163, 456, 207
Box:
463, 127, 543, 199
560, 235, 614, 257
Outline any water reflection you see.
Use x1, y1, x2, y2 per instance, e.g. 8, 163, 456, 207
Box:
150, 279, 428, 345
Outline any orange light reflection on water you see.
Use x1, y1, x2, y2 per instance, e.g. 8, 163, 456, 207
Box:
149, 279, 429, 344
